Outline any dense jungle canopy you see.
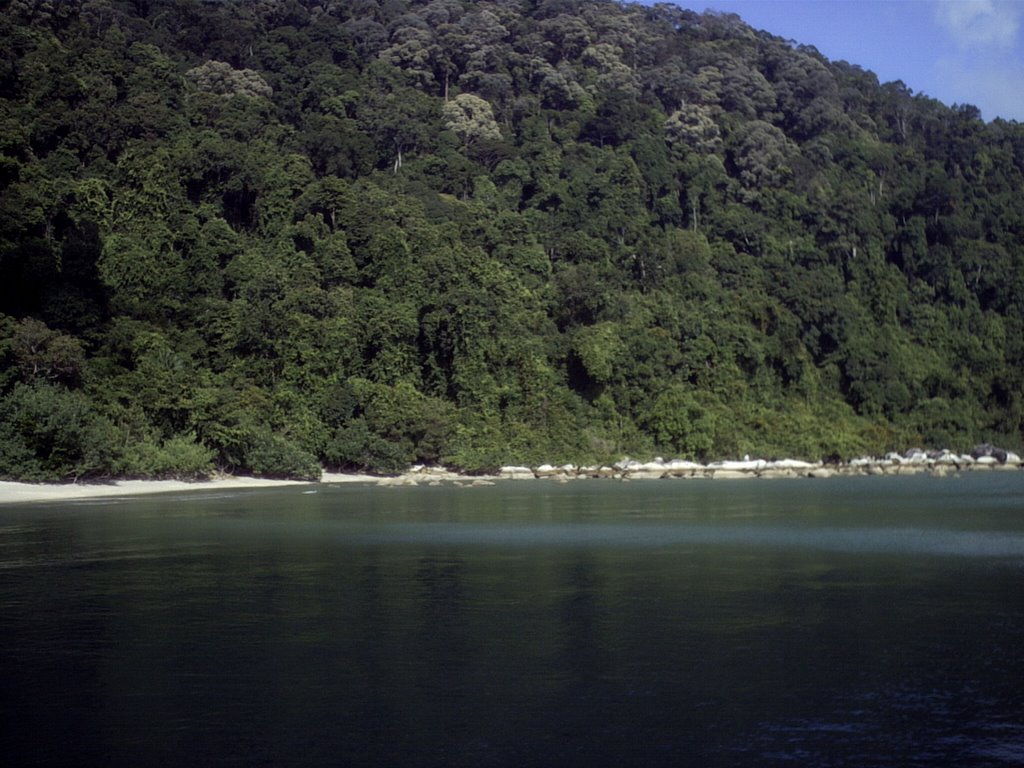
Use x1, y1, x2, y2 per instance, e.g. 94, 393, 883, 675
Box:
2, 0, 1024, 480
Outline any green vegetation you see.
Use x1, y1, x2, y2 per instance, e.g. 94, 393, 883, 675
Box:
2, 0, 1023, 480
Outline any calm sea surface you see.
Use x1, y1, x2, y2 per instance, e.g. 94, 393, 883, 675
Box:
2, 474, 1024, 767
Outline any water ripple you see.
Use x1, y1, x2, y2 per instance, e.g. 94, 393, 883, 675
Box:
348, 522, 1024, 559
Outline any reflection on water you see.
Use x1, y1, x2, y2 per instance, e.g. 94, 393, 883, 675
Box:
1, 474, 1024, 766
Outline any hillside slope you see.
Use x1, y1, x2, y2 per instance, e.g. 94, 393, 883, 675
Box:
2, 0, 1023, 479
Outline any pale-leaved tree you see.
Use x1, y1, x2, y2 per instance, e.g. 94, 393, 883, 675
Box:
442, 93, 501, 146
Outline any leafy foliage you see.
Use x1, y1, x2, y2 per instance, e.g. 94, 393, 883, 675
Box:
2, 0, 1023, 480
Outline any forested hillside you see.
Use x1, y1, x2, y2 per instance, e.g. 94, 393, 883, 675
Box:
2, 0, 1024, 480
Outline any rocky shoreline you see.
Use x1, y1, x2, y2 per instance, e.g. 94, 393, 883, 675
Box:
380, 445, 1023, 486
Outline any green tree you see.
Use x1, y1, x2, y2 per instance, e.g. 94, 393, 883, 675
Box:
644, 385, 716, 458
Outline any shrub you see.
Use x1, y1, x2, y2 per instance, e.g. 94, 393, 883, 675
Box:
124, 434, 216, 480
323, 418, 409, 474
0, 383, 117, 480
244, 430, 321, 480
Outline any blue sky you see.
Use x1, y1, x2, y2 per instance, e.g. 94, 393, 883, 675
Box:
669, 0, 1024, 122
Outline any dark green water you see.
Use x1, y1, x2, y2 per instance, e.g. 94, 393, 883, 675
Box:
2, 474, 1024, 767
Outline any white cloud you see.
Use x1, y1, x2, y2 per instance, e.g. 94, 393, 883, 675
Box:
934, 54, 1024, 120
930, 1, 1024, 119
934, 0, 1021, 49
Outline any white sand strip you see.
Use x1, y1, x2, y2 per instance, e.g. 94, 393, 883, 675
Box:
0, 472, 378, 505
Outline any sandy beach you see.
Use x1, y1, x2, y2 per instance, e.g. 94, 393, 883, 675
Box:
0, 472, 380, 505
